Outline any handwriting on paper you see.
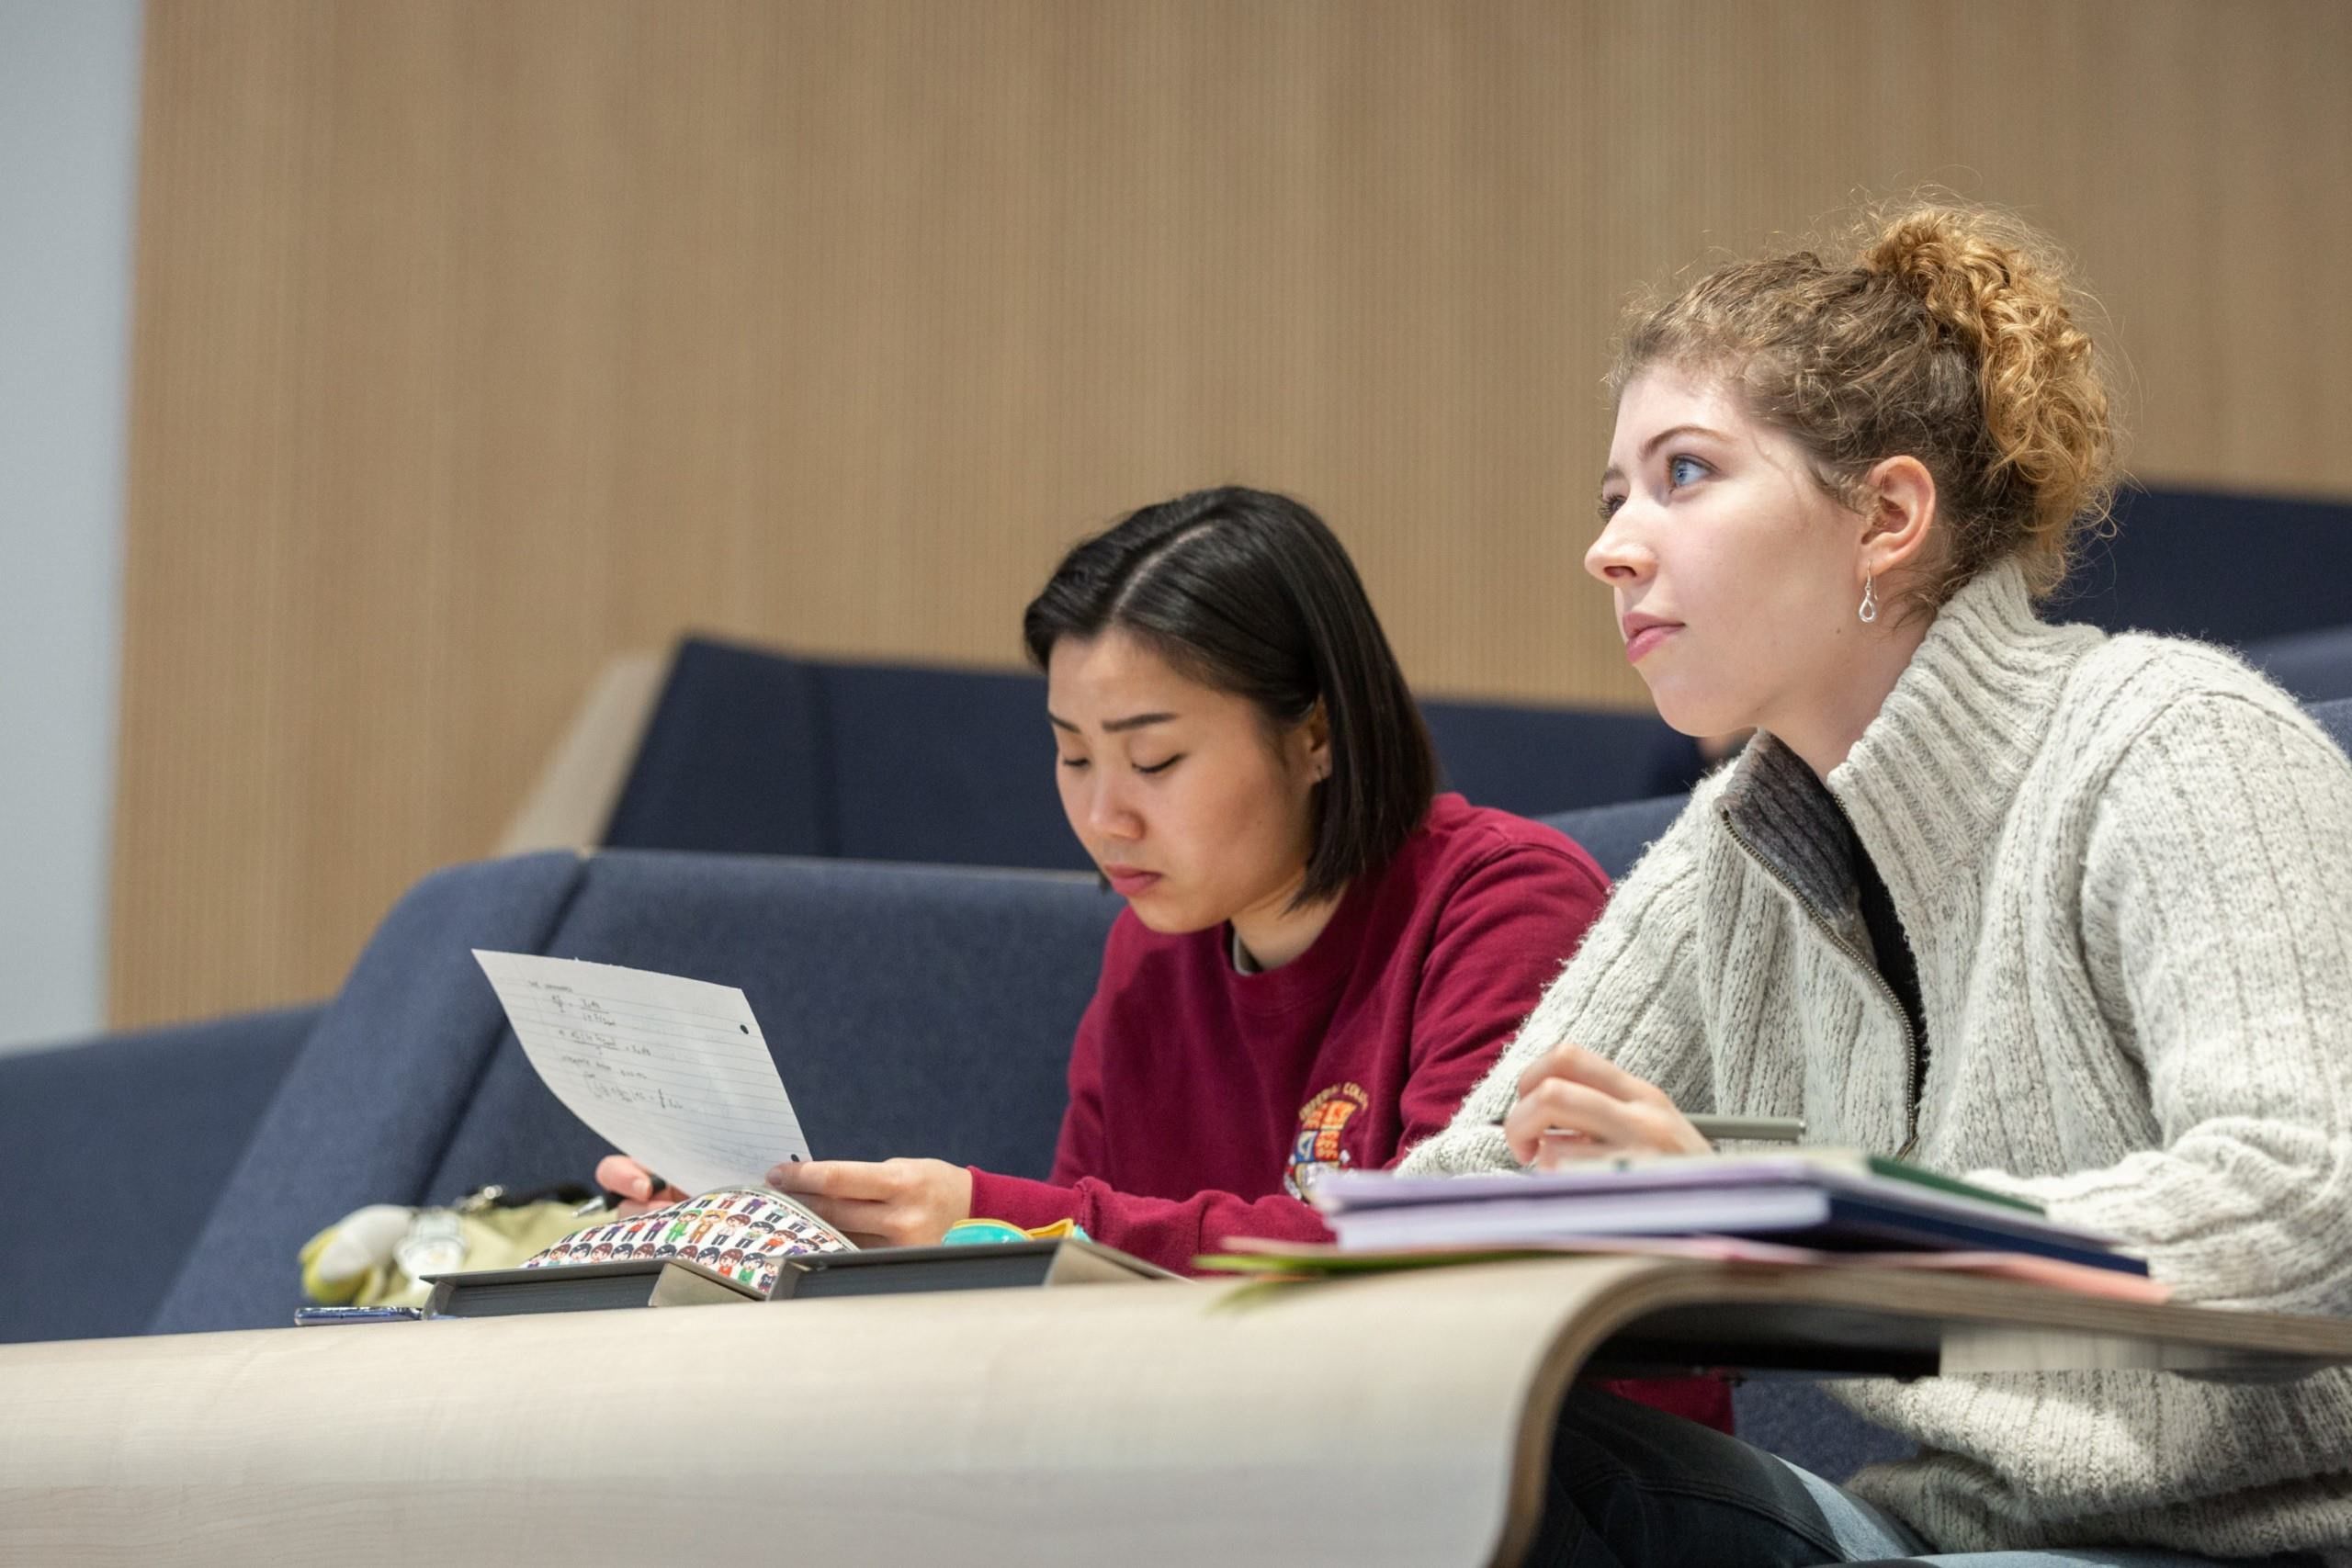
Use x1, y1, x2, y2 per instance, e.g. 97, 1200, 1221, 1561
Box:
473, 951, 812, 1195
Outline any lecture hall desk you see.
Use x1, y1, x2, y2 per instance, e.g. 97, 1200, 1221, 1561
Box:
6, 1255, 2352, 1567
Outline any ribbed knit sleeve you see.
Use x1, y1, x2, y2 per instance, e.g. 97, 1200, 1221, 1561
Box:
1961, 692, 2352, 1314
1397, 791, 1718, 1176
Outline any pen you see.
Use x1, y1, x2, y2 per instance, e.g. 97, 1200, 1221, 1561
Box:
1686, 1114, 1805, 1143
1513, 1114, 1807, 1145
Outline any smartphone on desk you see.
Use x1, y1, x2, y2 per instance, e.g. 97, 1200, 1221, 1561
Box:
293, 1305, 427, 1326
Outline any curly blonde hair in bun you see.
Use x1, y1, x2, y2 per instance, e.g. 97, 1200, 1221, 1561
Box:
1611, 199, 2121, 607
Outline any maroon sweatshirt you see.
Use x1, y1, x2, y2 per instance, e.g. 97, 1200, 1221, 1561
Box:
966, 793, 1735, 1434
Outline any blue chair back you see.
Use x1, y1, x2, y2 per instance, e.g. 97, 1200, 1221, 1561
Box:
602, 637, 1703, 869
814, 661, 1087, 869
2313, 697, 2352, 756
149, 852, 587, 1335
2256, 634, 2352, 706
1539, 793, 1689, 883
2054, 486, 2352, 644
601, 639, 837, 857
1423, 702, 1701, 818
0, 1005, 319, 1344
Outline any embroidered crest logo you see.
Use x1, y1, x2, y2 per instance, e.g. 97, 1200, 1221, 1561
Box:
1283, 1081, 1370, 1198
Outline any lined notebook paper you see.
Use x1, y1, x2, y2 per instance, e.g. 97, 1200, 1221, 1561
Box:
473, 951, 811, 1195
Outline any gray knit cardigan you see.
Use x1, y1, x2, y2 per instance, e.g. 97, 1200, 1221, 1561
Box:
1402, 561, 2352, 1562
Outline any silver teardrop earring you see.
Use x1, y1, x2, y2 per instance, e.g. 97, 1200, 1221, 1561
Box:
1858, 575, 1879, 625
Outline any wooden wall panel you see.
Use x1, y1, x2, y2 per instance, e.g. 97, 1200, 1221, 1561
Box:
114, 0, 2352, 1024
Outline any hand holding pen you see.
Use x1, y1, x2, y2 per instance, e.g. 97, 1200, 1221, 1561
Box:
1498, 1042, 1802, 1170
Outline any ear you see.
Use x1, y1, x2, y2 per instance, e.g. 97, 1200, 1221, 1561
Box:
1858, 455, 1938, 580
1298, 700, 1333, 784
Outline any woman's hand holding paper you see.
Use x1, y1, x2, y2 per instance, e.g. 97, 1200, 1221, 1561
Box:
764, 1157, 974, 1247
1507, 1043, 1711, 1169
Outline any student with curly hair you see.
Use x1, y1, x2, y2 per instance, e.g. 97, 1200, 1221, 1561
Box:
1404, 205, 2352, 1564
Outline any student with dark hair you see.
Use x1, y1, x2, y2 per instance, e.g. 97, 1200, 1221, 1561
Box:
601, 484, 1729, 1429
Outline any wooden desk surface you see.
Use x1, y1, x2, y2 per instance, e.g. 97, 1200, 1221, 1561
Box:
7, 1257, 2352, 1567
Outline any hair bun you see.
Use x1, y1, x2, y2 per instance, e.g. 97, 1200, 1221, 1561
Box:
1858, 203, 2118, 573
1860, 208, 2010, 347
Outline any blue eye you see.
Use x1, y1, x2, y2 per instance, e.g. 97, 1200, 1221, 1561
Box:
1668, 455, 1709, 489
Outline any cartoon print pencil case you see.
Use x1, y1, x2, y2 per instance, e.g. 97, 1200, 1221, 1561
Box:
525, 1186, 855, 1297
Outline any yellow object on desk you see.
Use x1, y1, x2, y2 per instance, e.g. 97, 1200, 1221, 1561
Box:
300, 1190, 592, 1310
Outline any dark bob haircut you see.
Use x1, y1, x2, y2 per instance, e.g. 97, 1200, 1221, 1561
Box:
1022, 486, 1436, 906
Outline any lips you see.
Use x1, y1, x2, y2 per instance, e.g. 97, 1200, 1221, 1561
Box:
1103, 867, 1163, 897
1621, 613, 1683, 664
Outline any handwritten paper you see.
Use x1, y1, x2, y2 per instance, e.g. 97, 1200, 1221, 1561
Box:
472, 950, 811, 1196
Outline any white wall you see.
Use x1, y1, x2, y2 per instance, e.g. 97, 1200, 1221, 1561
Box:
0, 0, 144, 1051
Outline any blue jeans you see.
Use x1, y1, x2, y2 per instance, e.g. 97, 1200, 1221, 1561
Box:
1529, 1387, 2324, 1567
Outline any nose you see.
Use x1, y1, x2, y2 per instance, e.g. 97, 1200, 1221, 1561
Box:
1584, 503, 1655, 589
1079, 769, 1143, 844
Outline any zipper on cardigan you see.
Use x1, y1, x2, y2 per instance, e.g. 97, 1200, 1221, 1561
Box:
1718, 810, 1923, 1160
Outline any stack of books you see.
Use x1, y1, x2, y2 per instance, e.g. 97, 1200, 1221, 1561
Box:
1300, 1150, 2148, 1280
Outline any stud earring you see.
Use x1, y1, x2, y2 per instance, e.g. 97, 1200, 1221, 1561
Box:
1859, 576, 1879, 625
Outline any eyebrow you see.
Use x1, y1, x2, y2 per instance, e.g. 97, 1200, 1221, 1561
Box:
1047, 710, 1179, 734
1600, 423, 1731, 483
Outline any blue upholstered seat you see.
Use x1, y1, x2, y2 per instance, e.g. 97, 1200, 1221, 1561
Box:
599, 637, 1704, 870
2314, 695, 2352, 757
148, 851, 587, 1335
2053, 485, 2352, 645
0, 1003, 319, 1344
2252, 626, 2352, 705
2317, 695, 2352, 754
